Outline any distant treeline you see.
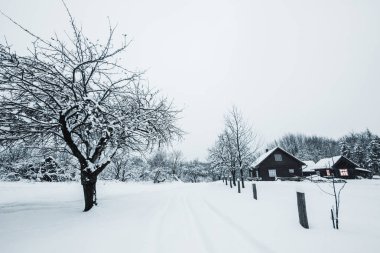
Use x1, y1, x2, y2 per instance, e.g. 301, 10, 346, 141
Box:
268, 129, 380, 174
0, 146, 212, 183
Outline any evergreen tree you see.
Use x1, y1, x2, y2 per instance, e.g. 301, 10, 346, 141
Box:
340, 141, 351, 158
367, 137, 380, 174
353, 144, 365, 167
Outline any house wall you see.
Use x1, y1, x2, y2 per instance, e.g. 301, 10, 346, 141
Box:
302, 171, 315, 177
333, 166, 356, 179
257, 150, 303, 181
316, 166, 356, 179
315, 169, 332, 177
355, 170, 373, 179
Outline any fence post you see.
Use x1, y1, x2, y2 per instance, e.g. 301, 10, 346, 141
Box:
229, 177, 232, 188
331, 208, 336, 229
296, 192, 309, 229
252, 183, 257, 200
238, 180, 241, 193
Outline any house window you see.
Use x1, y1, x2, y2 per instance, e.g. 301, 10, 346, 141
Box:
289, 169, 294, 174
326, 170, 331, 176
274, 154, 282, 161
340, 169, 348, 176
268, 169, 277, 177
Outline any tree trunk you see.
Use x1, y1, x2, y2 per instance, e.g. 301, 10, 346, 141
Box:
115, 167, 120, 180
81, 170, 97, 212
121, 169, 126, 182
231, 170, 236, 186
240, 168, 245, 188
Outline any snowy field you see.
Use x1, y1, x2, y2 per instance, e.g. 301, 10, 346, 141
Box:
0, 180, 379, 253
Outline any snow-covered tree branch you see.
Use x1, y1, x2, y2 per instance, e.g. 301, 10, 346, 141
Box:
0, 5, 182, 211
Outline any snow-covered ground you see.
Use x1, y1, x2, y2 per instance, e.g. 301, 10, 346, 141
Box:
0, 180, 379, 253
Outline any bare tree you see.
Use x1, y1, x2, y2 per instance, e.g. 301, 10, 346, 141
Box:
107, 149, 130, 181
147, 150, 170, 183
168, 150, 183, 180
330, 173, 346, 229
313, 159, 346, 229
225, 106, 260, 188
208, 106, 260, 187
0, 4, 182, 211
208, 131, 237, 185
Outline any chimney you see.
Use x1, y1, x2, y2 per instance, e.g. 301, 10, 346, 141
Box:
265, 149, 269, 153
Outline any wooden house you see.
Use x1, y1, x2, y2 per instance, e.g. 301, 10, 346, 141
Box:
250, 147, 305, 181
313, 156, 361, 179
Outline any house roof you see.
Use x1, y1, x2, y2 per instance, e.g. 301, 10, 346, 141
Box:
302, 160, 316, 172
252, 147, 305, 167
314, 156, 342, 169
314, 155, 359, 170
355, 168, 371, 173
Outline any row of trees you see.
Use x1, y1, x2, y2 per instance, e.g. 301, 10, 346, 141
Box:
269, 134, 339, 162
101, 150, 211, 183
0, 146, 211, 184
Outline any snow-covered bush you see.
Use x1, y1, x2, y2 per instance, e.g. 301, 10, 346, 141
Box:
0, 151, 77, 182
180, 160, 210, 183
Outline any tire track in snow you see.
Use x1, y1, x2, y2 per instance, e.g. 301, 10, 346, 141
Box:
202, 198, 275, 253
135, 192, 175, 253
182, 195, 217, 253
153, 190, 212, 253
154, 193, 178, 253
0, 201, 80, 213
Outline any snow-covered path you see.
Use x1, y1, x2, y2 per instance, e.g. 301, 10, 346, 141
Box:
137, 184, 273, 253
1, 181, 379, 253
0, 182, 270, 253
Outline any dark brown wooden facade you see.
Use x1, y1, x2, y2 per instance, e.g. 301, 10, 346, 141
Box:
250, 147, 305, 181
355, 168, 373, 179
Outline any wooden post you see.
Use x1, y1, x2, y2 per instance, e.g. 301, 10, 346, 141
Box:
252, 183, 257, 200
238, 180, 241, 193
296, 192, 309, 229
229, 177, 232, 188
331, 208, 336, 229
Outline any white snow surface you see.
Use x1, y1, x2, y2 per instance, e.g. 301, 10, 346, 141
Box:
302, 160, 316, 172
314, 156, 342, 169
0, 180, 379, 253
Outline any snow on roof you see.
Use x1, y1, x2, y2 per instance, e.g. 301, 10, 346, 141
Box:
303, 160, 315, 167
252, 147, 277, 167
314, 156, 342, 169
252, 147, 305, 167
355, 168, 371, 173
302, 160, 316, 172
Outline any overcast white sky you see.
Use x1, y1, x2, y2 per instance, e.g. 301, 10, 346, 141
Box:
1, 0, 380, 160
